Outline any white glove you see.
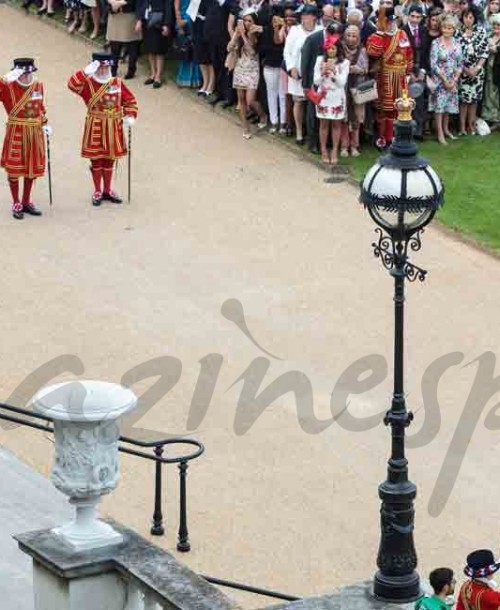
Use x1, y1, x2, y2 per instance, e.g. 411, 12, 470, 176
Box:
4, 68, 23, 83
42, 125, 53, 136
84, 60, 100, 76
123, 116, 136, 128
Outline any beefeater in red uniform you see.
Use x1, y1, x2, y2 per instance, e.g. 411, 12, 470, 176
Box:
456, 549, 500, 610
68, 53, 138, 207
366, 7, 413, 150
0, 58, 51, 219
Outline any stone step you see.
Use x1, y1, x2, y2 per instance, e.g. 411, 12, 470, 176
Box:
0, 447, 71, 610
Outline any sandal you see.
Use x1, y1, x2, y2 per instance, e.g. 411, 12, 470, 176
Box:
68, 19, 79, 33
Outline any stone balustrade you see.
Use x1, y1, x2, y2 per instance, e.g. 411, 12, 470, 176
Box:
15, 520, 239, 610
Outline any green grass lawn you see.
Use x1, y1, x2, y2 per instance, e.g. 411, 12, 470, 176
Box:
344, 133, 500, 253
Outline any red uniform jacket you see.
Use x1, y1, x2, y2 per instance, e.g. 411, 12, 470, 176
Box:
366, 29, 414, 117
68, 71, 138, 160
456, 580, 500, 610
0, 79, 47, 178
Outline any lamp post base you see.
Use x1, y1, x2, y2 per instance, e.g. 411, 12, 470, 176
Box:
373, 570, 421, 603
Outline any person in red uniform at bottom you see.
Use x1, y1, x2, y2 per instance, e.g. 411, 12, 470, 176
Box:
366, 7, 413, 150
0, 58, 51, 220
68, 53, 138, 207
456, 549, 500, 610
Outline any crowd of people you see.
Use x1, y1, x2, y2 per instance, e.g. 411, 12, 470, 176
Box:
21, 0, 500, 162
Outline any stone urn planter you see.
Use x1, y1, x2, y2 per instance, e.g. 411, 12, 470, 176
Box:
33, 380, 138, 552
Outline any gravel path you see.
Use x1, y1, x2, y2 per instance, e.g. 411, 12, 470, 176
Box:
0, 6, 499, 608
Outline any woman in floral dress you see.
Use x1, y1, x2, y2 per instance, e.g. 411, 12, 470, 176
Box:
313, 36, 350, 166
429, 13, 463, 144
228, 9, 267, 139
456, 6, 488, 134
481, 13, 500, 122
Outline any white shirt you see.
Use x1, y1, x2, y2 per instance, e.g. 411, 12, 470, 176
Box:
284, 24, 322, 96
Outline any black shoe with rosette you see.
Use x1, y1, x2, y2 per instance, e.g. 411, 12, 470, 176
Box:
23, 203, 42, 216
12, 202, 24, 220
92, 191, 102, 206
102, 190, 123, 204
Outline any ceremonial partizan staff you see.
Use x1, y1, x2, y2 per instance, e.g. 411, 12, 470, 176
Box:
68, 53, 138, 207
0, 58, 52, 220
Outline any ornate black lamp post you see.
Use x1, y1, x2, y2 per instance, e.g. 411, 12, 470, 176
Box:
359, 93, 444, 603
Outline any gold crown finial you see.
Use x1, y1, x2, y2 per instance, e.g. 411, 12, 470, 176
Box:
394, 87, 415, 121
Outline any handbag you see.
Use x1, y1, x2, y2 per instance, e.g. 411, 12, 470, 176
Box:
306, 87, 327, 105
171, 35, 193, 62
426, 75, 438, 94
224, 48, 238, 72
147, 10, 164, 29
476, 117, 491, 136
350, 79, 378, 105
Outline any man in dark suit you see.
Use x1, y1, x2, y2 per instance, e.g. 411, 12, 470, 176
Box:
204, 0, 235, 106
403, 4, 427, 138
301, 20, 343, 153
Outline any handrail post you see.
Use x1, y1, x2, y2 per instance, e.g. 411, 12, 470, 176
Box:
176, 460, 190, 552
150, 445, 165, 536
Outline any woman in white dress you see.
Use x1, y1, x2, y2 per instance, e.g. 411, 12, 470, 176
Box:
313, 35, 350, 165
283, 5, 321, 144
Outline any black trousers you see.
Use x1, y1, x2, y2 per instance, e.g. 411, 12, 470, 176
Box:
412, 92, 426, 138
306, 100, 319, 151
110, 40, 140, 77
209, 41, 230, 99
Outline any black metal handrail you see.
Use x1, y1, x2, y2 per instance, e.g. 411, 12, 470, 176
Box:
0, 402, 301, 601
200, 575, 301, 602
0, 401, 204, 551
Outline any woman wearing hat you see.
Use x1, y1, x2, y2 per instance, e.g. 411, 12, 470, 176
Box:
68, 53, 138, 206
0, 58, 51, 220
456, 549, 500, 609
283, 4, 322, 145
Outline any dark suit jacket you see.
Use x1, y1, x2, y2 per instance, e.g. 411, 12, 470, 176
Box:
403, 23, 426, 73
136, 0, 174, 27
300, 29, 325, 91
204, 0, 233, 45
360, 19, 376, 44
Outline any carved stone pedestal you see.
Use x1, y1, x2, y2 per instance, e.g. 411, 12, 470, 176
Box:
34, 380, 137, 552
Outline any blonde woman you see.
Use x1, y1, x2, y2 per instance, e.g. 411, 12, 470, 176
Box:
428, 13, 463, 144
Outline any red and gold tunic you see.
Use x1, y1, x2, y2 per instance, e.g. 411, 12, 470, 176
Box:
68, 71, 138, 160
456, 580, 500, 610
0, 79, 47, 178
366, 30, 414, 117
